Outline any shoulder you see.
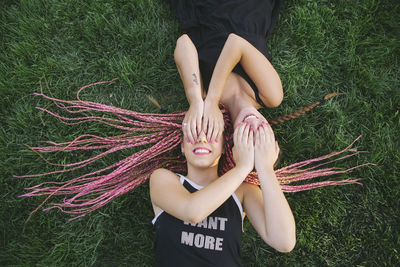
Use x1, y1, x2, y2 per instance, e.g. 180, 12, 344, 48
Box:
150, 168, 180, 191
236, 182, 260, 204
149, 168, 182, 213
150, 168, 180, 187
151, 168, 177, 178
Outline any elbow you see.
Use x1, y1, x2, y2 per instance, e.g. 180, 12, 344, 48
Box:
227, 33, 242, 42
264, 226, 296, 253
185, 211, 205, 225
275, 238, 296, 253
275, 230, 296, 253
174, 34, 193, 61
227, 33, 244, 48
277, 224, 296, 253
265, 92, 283, 108
262, 86, 283, 108
184, 199, 206, 224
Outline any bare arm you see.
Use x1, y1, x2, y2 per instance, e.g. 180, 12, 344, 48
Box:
174, 34, 204, 143
241, 123, 296, 253
206, 33, 283, 108
150, 123, 254, 224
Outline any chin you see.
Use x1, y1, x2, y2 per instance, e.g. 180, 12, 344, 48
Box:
187, 157, 220, 169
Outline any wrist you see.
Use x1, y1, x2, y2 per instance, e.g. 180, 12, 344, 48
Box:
204, 95, 219, 106
256, 164, 275, 176
234, 164, 252, 177
188, 95, 204, 106
186, 87, 203, 105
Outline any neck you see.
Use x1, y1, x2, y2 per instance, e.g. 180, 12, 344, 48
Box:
186, 164, 219, 186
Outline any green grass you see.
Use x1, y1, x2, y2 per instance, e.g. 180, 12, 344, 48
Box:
1, 0, 399, 266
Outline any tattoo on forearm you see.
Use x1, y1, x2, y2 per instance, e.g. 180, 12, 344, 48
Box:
192, 73, 199, 85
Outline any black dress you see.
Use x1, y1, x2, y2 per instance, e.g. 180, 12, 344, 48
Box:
166, 0, 283, 106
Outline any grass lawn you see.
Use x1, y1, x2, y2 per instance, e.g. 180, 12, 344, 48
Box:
1, 0, 399, 266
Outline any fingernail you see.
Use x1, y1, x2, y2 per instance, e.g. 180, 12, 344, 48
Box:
215, 139, 218, 143
250, 127, 253, 132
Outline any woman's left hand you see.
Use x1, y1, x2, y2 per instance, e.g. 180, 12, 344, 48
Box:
254, 122, 280, 171
202, 98, 224, 143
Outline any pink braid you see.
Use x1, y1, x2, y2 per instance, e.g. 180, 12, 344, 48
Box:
15, 80, 374, 220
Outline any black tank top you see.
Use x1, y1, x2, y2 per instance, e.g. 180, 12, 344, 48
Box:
152, 174, 244, 267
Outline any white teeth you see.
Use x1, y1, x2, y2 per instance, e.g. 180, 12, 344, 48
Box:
194, 148, 210, 153
244, 115, 257, 121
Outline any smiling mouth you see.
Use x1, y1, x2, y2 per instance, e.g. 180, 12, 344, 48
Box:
193, 147, 211, 155
243, 114, 258, 122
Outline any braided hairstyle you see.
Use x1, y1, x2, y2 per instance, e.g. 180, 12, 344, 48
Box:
15, 80, 371, 221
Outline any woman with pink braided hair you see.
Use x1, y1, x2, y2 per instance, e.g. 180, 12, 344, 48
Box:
16, 79, 369, 222
15, 0, 372, 235
150, 120, 295, 265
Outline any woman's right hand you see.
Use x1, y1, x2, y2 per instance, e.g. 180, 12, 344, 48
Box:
254, 122, 280, 172
182, 99, 204, 144
232, 123, 255, 174
202, 98, 224, 143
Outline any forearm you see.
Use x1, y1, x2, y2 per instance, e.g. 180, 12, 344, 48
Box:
174, 34, 204, 105
206, 33, 243, 104
257, 167, 296, 251
186, 166, 249, 223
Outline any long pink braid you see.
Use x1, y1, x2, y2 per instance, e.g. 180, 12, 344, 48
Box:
15, 80, 374, 221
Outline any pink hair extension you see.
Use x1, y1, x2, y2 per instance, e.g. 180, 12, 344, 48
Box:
15, 80, 374, 221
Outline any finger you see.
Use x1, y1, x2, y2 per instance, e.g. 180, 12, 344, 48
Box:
216, 120, 223, 143
183, 121, 193, 144
255, 124, 261, 146
190, 119, 198, 143
216, 120, 224, 143
216, 124, 223, 143
233, 123, 240, 145
196, 115, 202, 138
263, 121, 275, 142
211, 120, 218, 143
267, 124, 276, 144
206, 119, 213, 142
237, 122, 246, 144
259, 123, 266, 143
243, 124, 250, 145
202, 116, 208, 138
248, 128, 254, 147
233, 122, 243, 145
